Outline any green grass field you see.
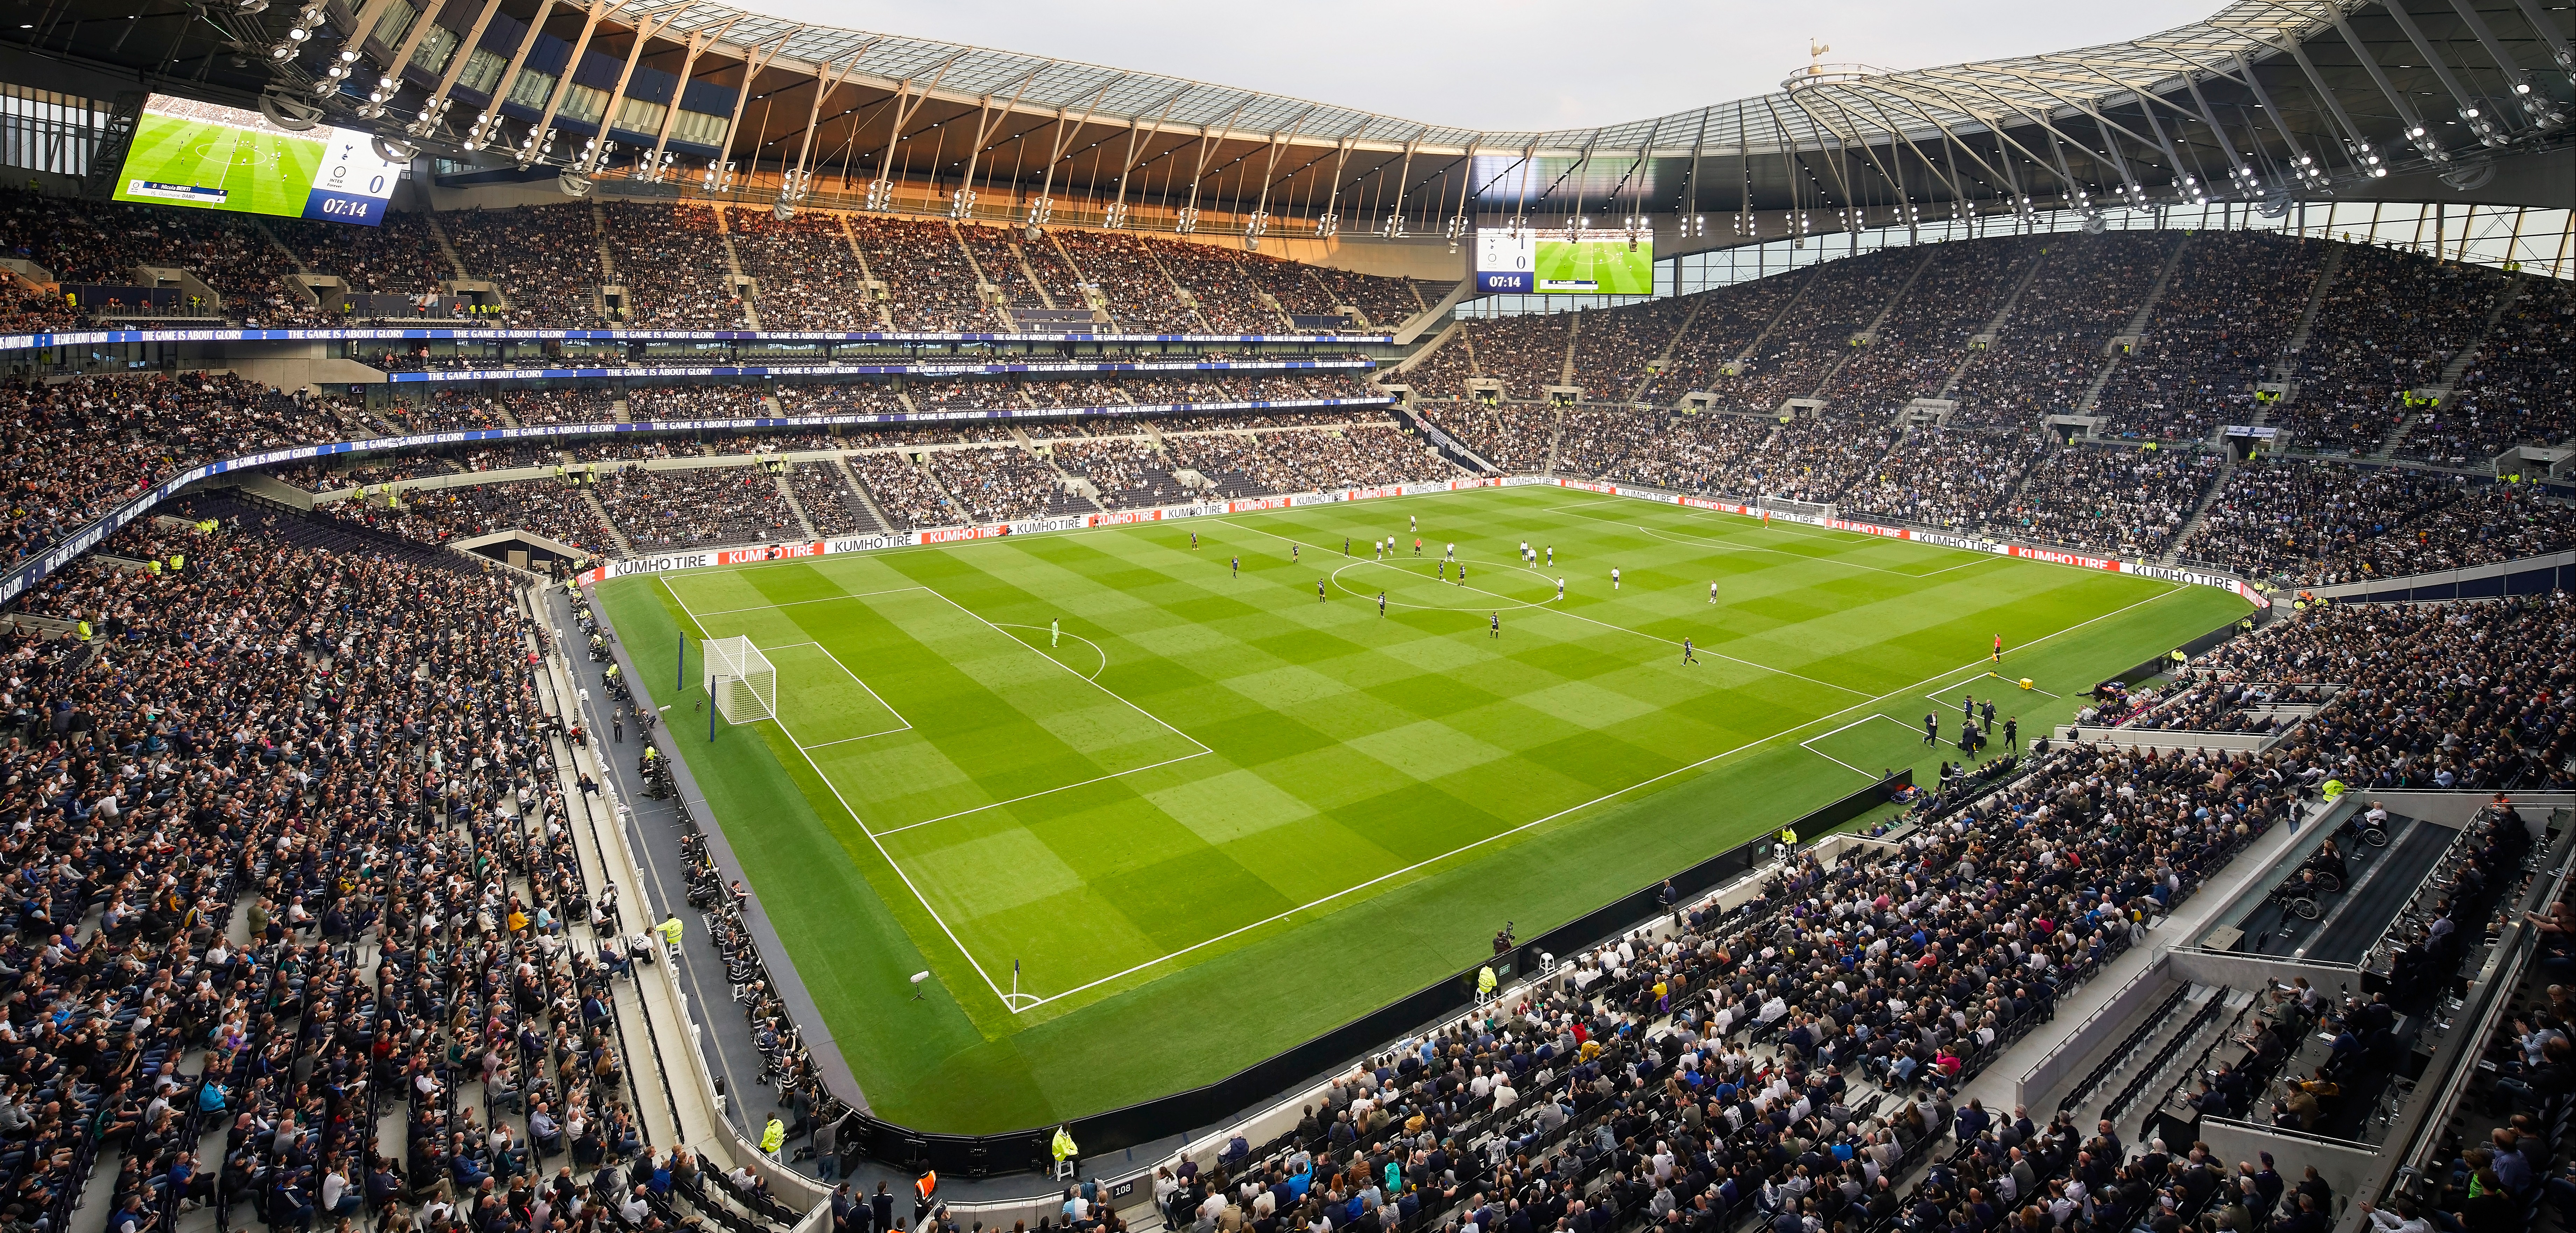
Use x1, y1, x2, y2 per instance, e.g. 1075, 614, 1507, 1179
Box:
595, 486, 2250, 1132
111, 113, 323, 217
1535, 237, 1656, 294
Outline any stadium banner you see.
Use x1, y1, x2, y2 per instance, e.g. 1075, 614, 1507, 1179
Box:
826, 533, 916, 554
386, 357, 1376, 383
919, 525, 1013, 545
2003, 544, 2124, 571
0, 326, 1396, 352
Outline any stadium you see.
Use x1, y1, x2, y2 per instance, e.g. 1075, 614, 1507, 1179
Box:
0, 0, 2572, 1229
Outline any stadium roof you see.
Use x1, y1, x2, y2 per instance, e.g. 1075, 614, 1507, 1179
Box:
17, 0, 2576, 224
624, 0, 2365, 154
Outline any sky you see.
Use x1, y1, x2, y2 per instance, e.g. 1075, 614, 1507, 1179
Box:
746, 0, 2229, 132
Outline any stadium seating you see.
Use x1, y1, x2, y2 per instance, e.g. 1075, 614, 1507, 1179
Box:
2087, 232, 2324, 441
440, 203, 603, 325
1822, 235, 2035, 417
11, 184, 2576, 1226
0, 495, 670, 1233
1564, 301, 1689, 404
730, 207, 881, 330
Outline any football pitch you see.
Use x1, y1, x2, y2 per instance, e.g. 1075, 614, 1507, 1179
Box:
112, 113, 321, 216
595, 486, 2250, 1132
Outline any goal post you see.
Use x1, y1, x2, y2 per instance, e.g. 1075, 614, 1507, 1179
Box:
1758, 495, 1836, 524
703, 635, 778, 725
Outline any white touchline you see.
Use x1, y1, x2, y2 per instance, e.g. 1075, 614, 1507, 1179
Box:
1214, 518, 1873, 699
1798, 714, 1930, 779
658, 579, 1017, 1009
868, 750, 1216, 837
1011, 580, 2196, 1011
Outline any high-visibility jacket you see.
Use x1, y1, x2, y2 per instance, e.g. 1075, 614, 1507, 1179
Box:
1051, 1127, 1077, 1162
1476, 966, 1497, 995
657, 917, 684, 948
1779, 827, 1798, 846
915, 1172, 937, 1202
760, 1118, 785, 1154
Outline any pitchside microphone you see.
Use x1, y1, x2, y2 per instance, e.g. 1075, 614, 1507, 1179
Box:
910, 971, 931, 1001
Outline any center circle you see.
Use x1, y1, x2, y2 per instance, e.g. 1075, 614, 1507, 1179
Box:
1330, 556, 1561, 611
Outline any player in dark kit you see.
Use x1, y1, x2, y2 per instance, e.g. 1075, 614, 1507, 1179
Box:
1230, 556, 1238, 579
1489, 612, 1499, 639
1318, 579, 1326, 603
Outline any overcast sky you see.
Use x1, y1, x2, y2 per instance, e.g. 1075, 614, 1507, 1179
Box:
750, 0, 2227, 132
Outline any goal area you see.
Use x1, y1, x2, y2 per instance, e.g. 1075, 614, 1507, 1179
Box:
1758, 495, 1836, 523
704, 635, 778, 724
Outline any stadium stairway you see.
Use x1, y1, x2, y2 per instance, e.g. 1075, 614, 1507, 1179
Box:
525, 630, 742, 1154
2077, 235, 2193, 413
2165, 449, 2244, 563
424, 211, 473, 280
1393, 279, 1476, 344
1933, 246, 2051, 401
772, 468, 820, 538
2374, 275, 2527, 460
581, 487, 638, 556
2269, 243, 2349, 386
1946, 816, 2305, 1121
1631, 294, 1708, 403
1728, 263, 1828, 373
1810, 248, 1938, 400
833, 456, 901, 533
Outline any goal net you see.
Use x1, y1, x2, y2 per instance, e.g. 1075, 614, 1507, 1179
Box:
703, 636, 778, 725
1758, 495, 1836, 524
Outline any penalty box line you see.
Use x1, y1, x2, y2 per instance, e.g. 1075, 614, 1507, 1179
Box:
658, 578, 1023, 1013
760, 641, 915, 750
1799, 714, 1927, 779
